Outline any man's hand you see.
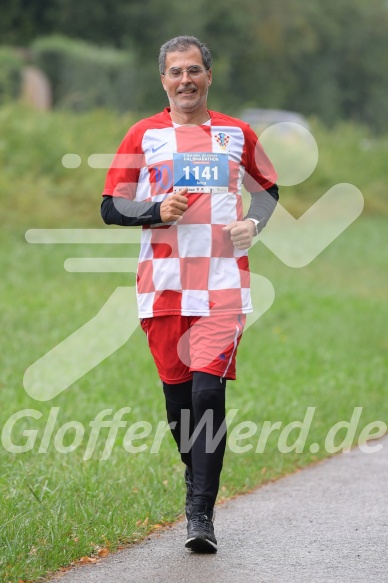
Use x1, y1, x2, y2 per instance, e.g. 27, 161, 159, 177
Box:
160, 188, 189, 222
222, 219, 256, 250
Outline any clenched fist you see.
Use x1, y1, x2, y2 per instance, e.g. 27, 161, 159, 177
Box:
222, 220, 256, 250
160, 188, 189, 222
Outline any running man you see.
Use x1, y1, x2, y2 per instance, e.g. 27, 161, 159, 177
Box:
101, 35, 278, 553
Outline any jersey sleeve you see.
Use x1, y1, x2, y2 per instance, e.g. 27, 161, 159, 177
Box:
102, 124, 145, 200
242, 125, 278, 193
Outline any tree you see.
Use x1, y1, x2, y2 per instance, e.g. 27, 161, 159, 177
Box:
1, 0, 388, 130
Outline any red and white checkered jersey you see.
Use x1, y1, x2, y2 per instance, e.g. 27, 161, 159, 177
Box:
103, 108, 277, 318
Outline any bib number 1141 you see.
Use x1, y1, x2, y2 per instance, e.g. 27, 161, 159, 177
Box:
173, 152, 229, 193
183, 165, 218, 181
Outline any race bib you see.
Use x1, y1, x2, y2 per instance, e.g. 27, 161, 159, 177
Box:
173, 152, 229, 193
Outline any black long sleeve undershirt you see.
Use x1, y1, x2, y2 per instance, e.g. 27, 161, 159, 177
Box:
101, 196, 162, 226
101, 184, 279, 231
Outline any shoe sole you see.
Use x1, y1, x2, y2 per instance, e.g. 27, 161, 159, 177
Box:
185, 536, 218, 553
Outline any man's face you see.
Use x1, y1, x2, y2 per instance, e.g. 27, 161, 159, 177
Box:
161, 46, 212, 115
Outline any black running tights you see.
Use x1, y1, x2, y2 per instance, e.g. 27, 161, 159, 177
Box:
162, 371, 227, 512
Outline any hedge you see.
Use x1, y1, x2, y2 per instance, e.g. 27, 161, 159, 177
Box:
31, 35, 137, 112
0, 47, 24, 104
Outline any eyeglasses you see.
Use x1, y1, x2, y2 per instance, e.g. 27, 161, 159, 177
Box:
164, 66, 206, 80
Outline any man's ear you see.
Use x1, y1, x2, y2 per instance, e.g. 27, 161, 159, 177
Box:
207, 69, 212, 87
161, 75, 167, 91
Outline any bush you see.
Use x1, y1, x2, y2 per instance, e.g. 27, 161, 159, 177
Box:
0, 47, 24, 104
31, 35, 137, 112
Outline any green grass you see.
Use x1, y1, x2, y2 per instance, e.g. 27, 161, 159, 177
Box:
0, 106, 387, 581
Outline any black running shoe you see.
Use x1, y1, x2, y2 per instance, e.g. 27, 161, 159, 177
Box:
184, 467, 194, 520
185, 510, 217, 553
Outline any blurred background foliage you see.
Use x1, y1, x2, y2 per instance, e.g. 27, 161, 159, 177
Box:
1, 0, 388, 131
0, 47, 24, 103
31, 36, 136, 112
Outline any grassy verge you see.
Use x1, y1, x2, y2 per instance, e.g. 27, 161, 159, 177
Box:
0, 106, 387, 581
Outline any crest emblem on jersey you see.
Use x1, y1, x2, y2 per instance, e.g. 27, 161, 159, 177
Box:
215, 132, 230, 151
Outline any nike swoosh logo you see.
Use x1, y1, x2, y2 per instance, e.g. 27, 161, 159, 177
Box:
151, 142, 168, 153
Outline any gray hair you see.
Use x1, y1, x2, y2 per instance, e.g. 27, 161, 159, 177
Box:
159, 36, 212, 75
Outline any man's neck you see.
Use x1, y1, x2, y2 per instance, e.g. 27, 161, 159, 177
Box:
168, 108, 210, 126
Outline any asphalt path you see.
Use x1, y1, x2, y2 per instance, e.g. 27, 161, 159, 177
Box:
53, 437, 388, 583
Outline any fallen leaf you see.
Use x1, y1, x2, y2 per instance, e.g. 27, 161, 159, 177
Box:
135, 520, 142, 526
98, 548, 109, 557
142, 517, 149, 526
79, 556, 97, 564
